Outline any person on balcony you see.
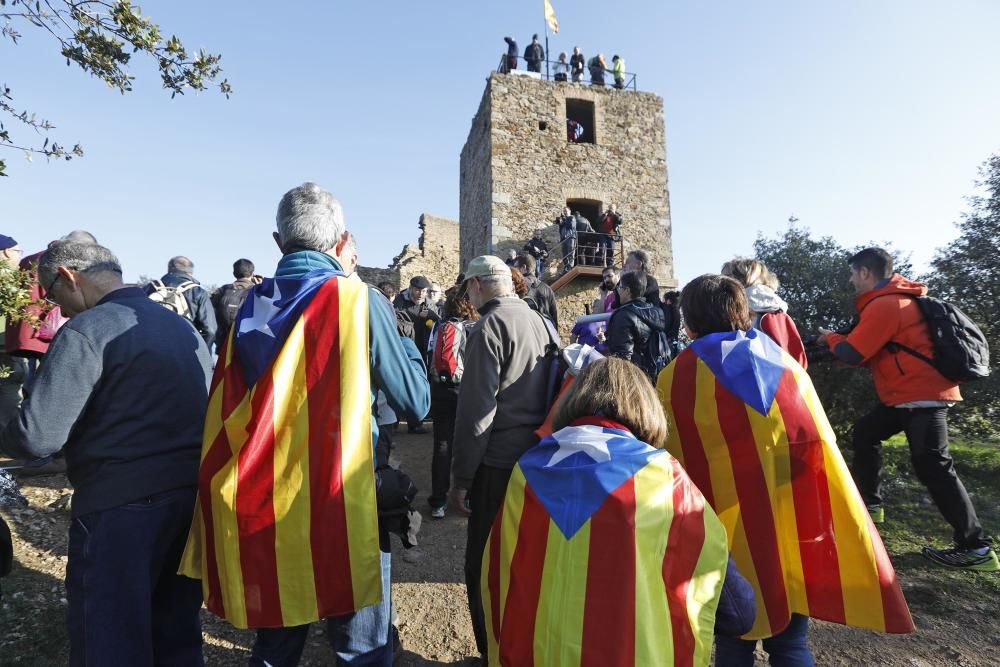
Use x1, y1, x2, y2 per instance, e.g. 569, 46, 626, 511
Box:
557, 207, 576, 273
596, 204, 622, 266
588, 53, 607, 86
554, 52, 570, 82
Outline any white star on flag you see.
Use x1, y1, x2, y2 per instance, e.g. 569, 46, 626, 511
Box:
546, 425, 613, 467
720, 332, 764, 364
238, 283, 283, 338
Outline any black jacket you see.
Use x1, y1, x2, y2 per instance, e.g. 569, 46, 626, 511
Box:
393, 289, 439, 357
570, 53, 585, 74
574, 213, 595, 233
523, 237, 549, 259
525, 42, 544, 63
558, 215, 576, 240
504, 37, 518, 57
607, 298, 666, 379
612, 274, 662, 309
523, 276, 559, 329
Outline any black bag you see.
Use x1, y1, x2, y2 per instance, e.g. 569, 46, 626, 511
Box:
889, 297, 990, 383
642, 325, 672, 384
213, 284, 252, 338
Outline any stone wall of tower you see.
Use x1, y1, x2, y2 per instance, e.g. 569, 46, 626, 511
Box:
459, 90, 493, 270
459, 72, 675, 287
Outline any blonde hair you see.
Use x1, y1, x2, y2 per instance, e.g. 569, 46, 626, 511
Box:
720, 257, 779, 290
551, 358, 668, 449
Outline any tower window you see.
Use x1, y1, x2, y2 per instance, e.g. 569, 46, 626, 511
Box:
565, 99, 595, 144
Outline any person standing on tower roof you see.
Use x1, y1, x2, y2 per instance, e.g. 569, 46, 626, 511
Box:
502, 36, 518, 73
570, 46, 586, 82
525, 34, 545, 73
554, 52, 570, 81
612, 54, 626, 89
588, 53, 608, 86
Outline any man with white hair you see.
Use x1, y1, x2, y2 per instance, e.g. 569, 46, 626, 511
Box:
450, 255, 557, 658
1, 241, 212, 665
179, 182, 430, 666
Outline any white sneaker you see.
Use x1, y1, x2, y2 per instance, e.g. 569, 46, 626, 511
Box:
430, 505, 446, 519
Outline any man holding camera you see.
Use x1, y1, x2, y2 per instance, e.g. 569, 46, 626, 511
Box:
819, 247, 996, 572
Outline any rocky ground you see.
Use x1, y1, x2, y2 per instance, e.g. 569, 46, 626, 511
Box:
3, 431, 1000, 665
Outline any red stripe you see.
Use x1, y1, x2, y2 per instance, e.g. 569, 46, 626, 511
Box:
302, 279, 357, 616
488, 511, 503, 641
715, 378, 790, 632
774, 372, 846, 624
498, 486, 550, 667
581, 477, 636, 667
662, 459, 707, 667
870, 523, 914, 632
569, 415, 633, 433
670, 352, 715, 507
198, 357, 250, 619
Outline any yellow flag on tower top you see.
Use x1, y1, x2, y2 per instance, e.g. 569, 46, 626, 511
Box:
545, 0, 559, 34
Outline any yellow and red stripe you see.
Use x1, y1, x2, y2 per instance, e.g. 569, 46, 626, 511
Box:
658, 348, 914, 639
179, 276, 381, 629
482, 452, 728, 666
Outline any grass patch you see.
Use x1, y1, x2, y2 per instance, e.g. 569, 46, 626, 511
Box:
861, 435, 1000, 616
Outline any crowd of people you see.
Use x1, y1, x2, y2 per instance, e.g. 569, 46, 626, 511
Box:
0, 182, 995, 666
500, 35, 629, 89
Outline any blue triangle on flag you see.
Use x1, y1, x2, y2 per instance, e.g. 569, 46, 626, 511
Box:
689, 329, 787, 416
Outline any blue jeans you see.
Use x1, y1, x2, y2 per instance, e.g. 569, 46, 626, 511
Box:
66, 486, 203, 667
714, 614, 814, 666
250, 550, 394, 666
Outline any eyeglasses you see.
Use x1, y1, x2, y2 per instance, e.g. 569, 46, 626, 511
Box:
43, 273, 61, 306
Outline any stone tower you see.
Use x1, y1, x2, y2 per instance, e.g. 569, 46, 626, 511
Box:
459, 72, 675, 336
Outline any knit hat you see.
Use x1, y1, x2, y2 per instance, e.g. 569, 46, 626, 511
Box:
0, 235, 17, 251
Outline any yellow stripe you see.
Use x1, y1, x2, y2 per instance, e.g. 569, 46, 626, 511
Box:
690, 359, 773, 638
499, 468, 528, 629
481, 531, 499, 664
633, 456, 675, 665
686, 488, 730, 666
657, 361, 685, 468
786, 364, 887, 630
337, 279, 382, 609
533, 518, 587, 667
749, 399, 808, 617
270, 317, 318, 624
211, 376, 252, 629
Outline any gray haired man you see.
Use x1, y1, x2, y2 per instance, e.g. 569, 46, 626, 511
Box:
0, 241, 212, 665
450, 255, 557, 657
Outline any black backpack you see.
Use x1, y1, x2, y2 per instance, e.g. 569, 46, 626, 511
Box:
213, 284, 252, 336
889, 297, 990, 383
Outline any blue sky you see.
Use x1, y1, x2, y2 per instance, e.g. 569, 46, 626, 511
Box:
4, 1, 999, 287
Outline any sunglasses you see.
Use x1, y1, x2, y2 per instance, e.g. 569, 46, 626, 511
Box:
43, 273, 61, 306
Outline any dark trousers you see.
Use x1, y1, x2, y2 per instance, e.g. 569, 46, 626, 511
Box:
527, 60, 541, 73
464, 465, 514, 656
597, 234, 615, 266
715, 614, 814, 666
852, 404, 986, 548
536, 257, 546, 277
66, 487, 203, 667
429, 390, 458, 509
560, 236, 576, 272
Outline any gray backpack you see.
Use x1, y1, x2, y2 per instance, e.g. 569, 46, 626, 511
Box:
148, 279, 197, 320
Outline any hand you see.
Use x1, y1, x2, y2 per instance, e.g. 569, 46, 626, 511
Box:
450, 488, 472, 517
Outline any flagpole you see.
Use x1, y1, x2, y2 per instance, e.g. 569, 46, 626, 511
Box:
545, 22, 550, 81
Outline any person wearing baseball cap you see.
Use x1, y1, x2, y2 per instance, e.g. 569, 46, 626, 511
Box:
451, 254, 559, 657
393, 275, 440, 433
0, 236, 21, 268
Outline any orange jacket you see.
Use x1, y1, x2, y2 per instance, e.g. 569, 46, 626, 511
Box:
825, 274, 961, 406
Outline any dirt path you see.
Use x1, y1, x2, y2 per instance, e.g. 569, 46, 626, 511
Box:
3, 431, 1000, 665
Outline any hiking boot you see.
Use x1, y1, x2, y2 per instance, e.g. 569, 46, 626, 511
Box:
430, 505, 446, 519
921, 545, 1000, 572
867, 504, 884, 524
408, 425, 428, 435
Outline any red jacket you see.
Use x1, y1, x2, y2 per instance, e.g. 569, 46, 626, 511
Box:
826, 274, 961, 406
5, 251, 50, 358
759, 311, 808, 370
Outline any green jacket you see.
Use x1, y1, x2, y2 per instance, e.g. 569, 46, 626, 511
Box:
613, 58, 625, 78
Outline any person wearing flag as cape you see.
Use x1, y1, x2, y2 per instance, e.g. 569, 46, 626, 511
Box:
179, 182, 430, 666
658, 274, 914, 665
481, 357, 756, 666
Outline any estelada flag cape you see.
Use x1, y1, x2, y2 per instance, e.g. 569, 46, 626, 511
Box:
179, 269, 381, 629
657, 329, 914, 639
482, 418, 729, 667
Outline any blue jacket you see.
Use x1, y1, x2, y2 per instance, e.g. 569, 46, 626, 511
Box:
274, 251, 430, 448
